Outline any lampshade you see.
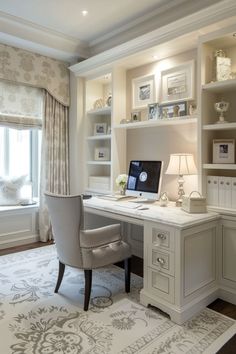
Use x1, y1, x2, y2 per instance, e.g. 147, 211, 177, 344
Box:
165, 153, 197, 175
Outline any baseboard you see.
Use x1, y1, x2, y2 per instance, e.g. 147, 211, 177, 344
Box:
219, 287, 236, 305
0, 234, 39, 250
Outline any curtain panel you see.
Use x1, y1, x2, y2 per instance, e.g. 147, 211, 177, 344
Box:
0, 43, 69, 106
39, 91, 69, 242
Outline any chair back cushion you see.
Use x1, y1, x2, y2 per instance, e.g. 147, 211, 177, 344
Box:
45, 193, 84, 268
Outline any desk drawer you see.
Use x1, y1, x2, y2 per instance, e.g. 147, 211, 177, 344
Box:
151, 249, 174, 276
148, 267, 174, 304
152, 226, 174, 251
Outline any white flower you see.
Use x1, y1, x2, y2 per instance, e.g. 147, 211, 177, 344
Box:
116, 174, 128, 187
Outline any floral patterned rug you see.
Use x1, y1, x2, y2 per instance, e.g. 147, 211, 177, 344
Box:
0, 245, 235, 354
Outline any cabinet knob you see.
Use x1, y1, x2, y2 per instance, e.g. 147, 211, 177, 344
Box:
157, 233, 166, 240
156, 257, 165, 265
214, 181, 217, 184
220, 181, 224, 185
208, 180, 211, 184
226, 182, 230, 185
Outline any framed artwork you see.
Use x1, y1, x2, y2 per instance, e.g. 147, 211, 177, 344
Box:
131, 111, 141, 122
159, 101, 187, 119
148, 103, 160, 120
132, 74, 155, 109
160, 60, 194, 103
213, 139, 235, 164
94, 147, 110, 161
94, 123, 107, 135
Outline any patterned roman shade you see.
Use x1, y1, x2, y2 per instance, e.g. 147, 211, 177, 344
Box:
0, 80, 43, 129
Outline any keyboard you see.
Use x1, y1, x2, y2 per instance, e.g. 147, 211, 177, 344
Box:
114, 202, 141, 209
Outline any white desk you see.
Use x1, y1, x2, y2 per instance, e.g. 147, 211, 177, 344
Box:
84, 197, 220, 324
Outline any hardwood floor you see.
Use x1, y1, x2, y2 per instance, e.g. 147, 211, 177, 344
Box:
1, 242, 235, 353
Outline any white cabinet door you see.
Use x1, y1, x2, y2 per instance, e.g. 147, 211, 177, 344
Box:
220, 218, 236, 289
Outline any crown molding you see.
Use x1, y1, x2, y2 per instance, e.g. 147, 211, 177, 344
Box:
70, 0, 236, 76
0, 10, 90, 62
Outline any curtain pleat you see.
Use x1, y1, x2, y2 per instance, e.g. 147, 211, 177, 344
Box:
39, 91, 69, 242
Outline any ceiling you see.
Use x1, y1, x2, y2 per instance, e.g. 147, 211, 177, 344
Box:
0, 0, 227, 63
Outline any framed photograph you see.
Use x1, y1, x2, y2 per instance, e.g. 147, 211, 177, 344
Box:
160, 60, 194, 103
132, 74, 156, 109
94, 123, 107, 135
131, 111, 141, 122
148, 103, 160, 120
159, 101, 187, 119
213, 139, 235, 164
94, 147, 110, 161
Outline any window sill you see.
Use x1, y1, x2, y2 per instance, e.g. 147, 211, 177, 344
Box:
0, 202, 39, 213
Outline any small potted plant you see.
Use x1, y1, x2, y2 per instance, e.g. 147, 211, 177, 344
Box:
116, 174, 128, 195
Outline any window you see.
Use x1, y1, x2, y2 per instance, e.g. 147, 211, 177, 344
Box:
0, 127, 41, 197
0, 80, 43, 198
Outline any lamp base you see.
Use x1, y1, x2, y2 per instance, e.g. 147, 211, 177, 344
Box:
176, 175, 185, 207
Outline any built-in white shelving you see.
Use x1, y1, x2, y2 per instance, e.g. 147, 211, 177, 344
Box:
87, 161, 111, 165
86, 134, 111, 140
203, 122, 236, 130
114, 116, 197, 129
87, 107, 111, 115
203, 163, 236, 170
202, 78, 236, 92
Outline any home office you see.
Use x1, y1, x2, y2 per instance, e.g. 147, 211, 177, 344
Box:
1, 1, 236, 352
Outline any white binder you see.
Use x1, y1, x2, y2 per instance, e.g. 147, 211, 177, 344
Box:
207, 176, 219, 206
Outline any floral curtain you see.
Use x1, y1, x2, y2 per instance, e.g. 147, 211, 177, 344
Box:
39, 91, 69, 242
0, 43, 69, 107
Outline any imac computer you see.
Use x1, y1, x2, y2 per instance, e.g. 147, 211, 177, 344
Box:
125, 160, 163, 202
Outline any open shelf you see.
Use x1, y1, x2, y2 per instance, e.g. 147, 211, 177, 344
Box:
203, 163, 236, 170
87, 161, 111, 165
202, 78, 236, 93
87, 107, 111, 115
87, 134, 111, 140
114, 116, 197, 129
203, 122, 236, 130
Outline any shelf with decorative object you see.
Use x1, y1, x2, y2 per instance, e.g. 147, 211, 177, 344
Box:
87, 107, 111, 116
202, 78, 236, 92
203, 122, 236, 130
114, 116, 197, 129
86, 134, 111, 140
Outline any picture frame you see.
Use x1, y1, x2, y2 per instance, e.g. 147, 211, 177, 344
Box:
94, 123, 107, 135
160, 60, 194, 104
132, 74, 156, 109
159, 101, 187, 119
94, 147, 110, 161
213, 139, 235, 164
148, 103, 160, 120
131, 111, 141, 122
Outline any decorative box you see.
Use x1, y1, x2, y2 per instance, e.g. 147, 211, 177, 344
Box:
181, 191, 206, 213
88, 176, 110, 190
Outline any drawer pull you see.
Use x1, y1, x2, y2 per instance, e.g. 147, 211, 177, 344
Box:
156, 257, 165, 265
157, 233, 166, 240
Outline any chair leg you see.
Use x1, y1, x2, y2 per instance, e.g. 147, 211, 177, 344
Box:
55, 261, 65, 293
84, 269, 92, 311
124, 258, 131, 293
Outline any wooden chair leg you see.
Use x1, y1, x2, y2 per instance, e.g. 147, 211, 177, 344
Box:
124, 258, 131, 293
84, 269, 92, 311
55, 261, 65, 293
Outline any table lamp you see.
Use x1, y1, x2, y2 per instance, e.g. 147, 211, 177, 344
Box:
165, 153, 197, 207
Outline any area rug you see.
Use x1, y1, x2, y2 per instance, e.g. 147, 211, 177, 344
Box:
0, 245, 235, 354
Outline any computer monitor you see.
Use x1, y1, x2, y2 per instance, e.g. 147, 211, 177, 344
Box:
125, 160, 163, 201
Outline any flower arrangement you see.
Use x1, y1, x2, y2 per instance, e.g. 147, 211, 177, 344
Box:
116, 174, 128, 194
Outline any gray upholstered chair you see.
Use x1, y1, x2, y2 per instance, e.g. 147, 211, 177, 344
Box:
45, 192, 132, 311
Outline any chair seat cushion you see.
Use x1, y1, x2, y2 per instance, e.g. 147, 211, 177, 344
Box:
81, 240, 131, 269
